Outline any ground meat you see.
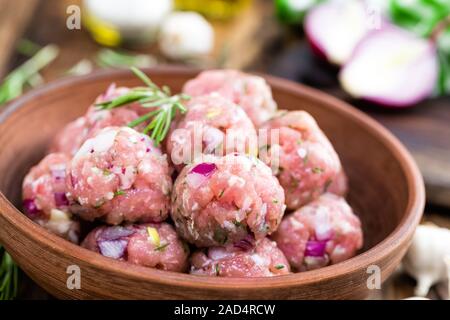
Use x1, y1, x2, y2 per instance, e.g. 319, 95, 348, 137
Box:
66, 126, 172, 225
49, 84, 144, 156
183, 70, 277, 127
190, 237, 290, 277
22, 153, 79, 243
260, 111, 342, 210
82, 223, 189, 272
328, 169, 349, 197
272, 193, 363, 271
167, 93, 258, 170
171, 153, 286, 247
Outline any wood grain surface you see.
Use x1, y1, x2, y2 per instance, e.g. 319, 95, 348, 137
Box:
0, 0, 39, 77
0, 68, 424, 299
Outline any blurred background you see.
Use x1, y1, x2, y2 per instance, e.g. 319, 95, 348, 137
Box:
0, 0, 449, 300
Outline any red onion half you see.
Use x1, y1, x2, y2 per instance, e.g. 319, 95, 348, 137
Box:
305, 0, 381, 65
339, 26, 438, 107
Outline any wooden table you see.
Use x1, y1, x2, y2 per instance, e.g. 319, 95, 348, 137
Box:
0, 0, 449, 300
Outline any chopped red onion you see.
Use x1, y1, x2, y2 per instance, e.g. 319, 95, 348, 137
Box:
51, 168, 66, 181
99, 226, 135, 241
190, 162, 217, 177
305, 240, 327, 257
98, 239, 128, 259
315, 226, 334, 242
69, 173, 78, 188
234, 235, 255, 251
54, 192, 69, 207
23, 198, 39, 217
100, 83, 117, 102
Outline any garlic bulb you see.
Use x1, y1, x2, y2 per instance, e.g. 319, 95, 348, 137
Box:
159, 12, 214, 60
403, 224, 450, 297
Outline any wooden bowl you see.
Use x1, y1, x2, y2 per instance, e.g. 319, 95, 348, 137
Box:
0, 67, 424, 299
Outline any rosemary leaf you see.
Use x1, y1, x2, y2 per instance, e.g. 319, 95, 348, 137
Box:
0, 44, 59, 106
97, 67, 189, 144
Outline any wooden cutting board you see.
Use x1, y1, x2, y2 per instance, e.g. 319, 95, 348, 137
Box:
0, 0, 39, 77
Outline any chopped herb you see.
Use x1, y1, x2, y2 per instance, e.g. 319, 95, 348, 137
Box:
218, 190, 225, 198
154, 242, 170, 252
312, 167, 324, 174
275, 264, 285, 270
114, 190, 125, 197
214, 264, 221, 276
93, 201, 105, 209
182, 242, 190, 254
213, 228, 228, 245
324, 179, 333, 192
103, 169, 111, 176
296, 139, 303, 145
290, 179, 299, 189
233, 219, 243, 228
303, 153, 309, 165
272, 199, 279, 204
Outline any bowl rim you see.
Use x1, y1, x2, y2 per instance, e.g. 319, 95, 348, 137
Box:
0, 67, 425, 291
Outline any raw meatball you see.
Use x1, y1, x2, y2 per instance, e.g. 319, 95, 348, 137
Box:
82, 223, 189, 272
328, 169, 349, 197
272, 193, 363, 271
49, 84, 144, 156
167, 93, 258, 170
171, 154, 286, 247
183, 70, 277, 127
260, 111, 342, 210
22, 153, 79, 243
67, 126, 172, 225
190, 237, 290, 277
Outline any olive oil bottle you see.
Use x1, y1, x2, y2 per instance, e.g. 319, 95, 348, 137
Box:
175, 0, 251, 20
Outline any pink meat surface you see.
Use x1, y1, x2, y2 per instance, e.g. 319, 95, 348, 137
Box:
260, 111, 342, 210
190, 237, 290, 277
82, 223, 189, 272
272, 193, 363, 271
183, 70, 277, 127
167, 93, 258, 170
22, 153, 79, 243
66, 127, 172, 225
327, 169, 348, 197
171, 153, 286, 247
49, 84, 144, 156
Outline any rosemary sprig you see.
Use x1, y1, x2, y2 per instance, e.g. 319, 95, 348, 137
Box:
96, 67, 189, 145
96, 49, 156, 69
0, 247, 18, 300
0, 44, 59, 105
